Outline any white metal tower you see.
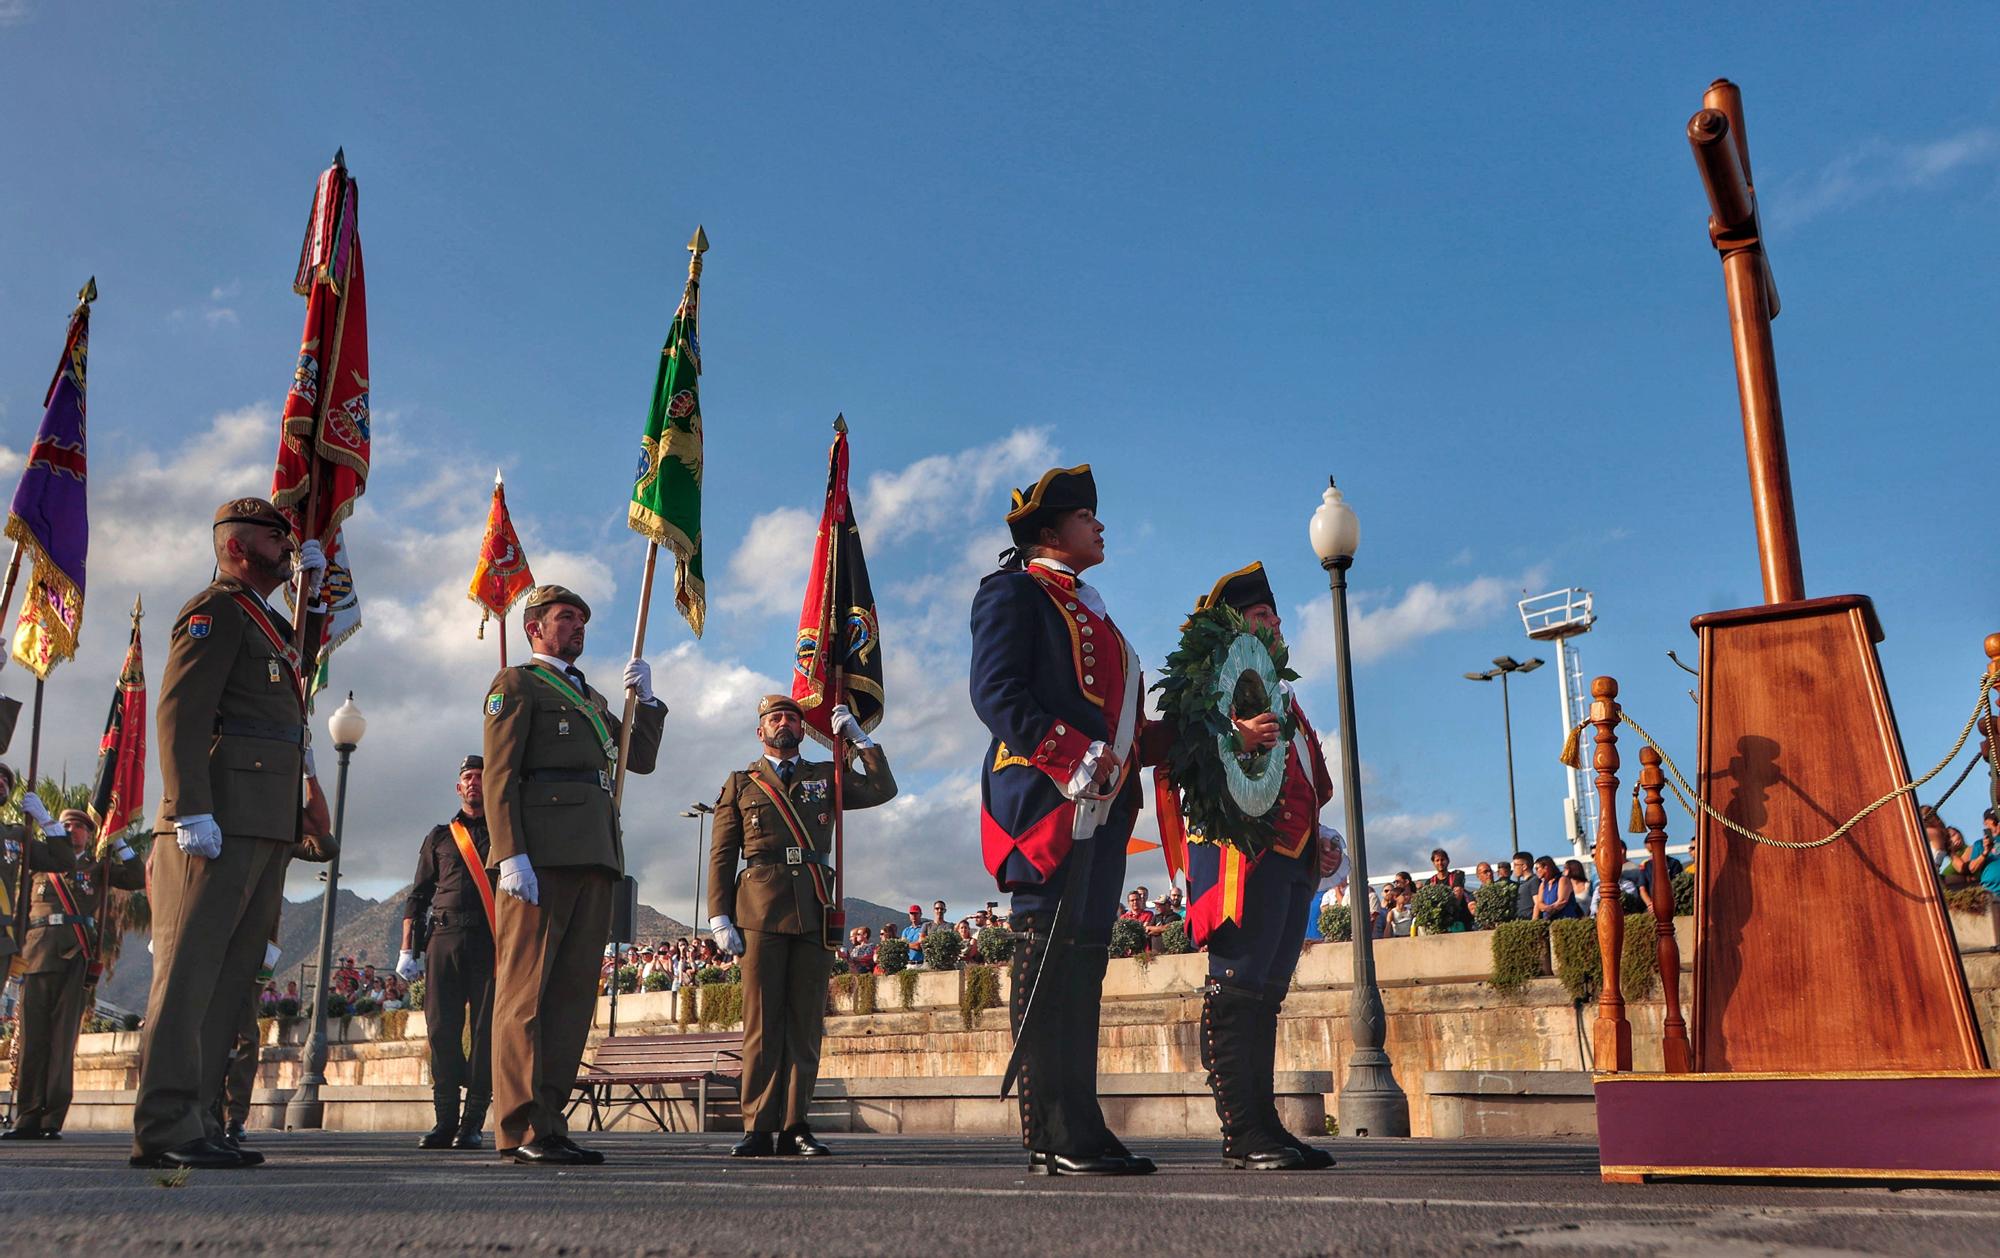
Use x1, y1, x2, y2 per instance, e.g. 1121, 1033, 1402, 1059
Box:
1519, 588, 1597, 859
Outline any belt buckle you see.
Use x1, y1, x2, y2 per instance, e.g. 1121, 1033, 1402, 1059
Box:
785, 847, 804, 866
597, 770, 611, 792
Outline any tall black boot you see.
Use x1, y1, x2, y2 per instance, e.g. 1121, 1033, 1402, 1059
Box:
1010, 919, 1130, 1176
1061, 944, 1152, 1173
452, 1094, 488, 1150
418, 1087, 459, 1149
1259, 985, 1332, 1169
1202, 979, 1303, 1170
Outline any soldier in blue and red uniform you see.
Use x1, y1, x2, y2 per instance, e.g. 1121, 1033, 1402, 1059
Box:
1181, 563, 1344, 1171
969, 465, 1155, 1177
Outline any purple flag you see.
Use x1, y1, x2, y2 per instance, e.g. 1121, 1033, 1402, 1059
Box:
6, 280, 94, 678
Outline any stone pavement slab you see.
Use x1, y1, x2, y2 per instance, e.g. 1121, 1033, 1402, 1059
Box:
2, 1131, 1996, 1256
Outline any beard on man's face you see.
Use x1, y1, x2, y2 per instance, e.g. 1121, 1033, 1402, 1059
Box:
766, 727, 802, 752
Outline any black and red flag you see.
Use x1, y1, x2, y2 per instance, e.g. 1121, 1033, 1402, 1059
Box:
88, 596, 146, 842
791, 415, 884, 746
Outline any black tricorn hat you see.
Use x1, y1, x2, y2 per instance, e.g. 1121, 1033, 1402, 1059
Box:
1195, 562, 1277, 615
1004, 465, 1096, 548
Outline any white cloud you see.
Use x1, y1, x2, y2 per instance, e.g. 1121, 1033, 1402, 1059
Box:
1287, 569, 1543, 677
859, 427, 1056, 540
1775, 125, 2000, 227
718, 507, 815, 615
0, 1, 31, 26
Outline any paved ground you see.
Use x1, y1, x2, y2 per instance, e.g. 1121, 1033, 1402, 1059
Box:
3, 1131, 1997, 1255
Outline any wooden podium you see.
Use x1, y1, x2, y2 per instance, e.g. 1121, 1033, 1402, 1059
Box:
1593, 80, 1997, 1184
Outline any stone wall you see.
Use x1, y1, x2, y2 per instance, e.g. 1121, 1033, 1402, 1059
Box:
16, 908, 1999, 1137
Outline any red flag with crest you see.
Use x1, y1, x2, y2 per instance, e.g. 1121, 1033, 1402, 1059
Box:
469, 471, 534, 633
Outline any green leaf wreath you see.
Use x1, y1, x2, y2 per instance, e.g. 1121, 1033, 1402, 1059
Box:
1153, 604, 1300, 855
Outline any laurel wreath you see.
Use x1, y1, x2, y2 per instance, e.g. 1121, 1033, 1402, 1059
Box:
1153, 605, 1299, 855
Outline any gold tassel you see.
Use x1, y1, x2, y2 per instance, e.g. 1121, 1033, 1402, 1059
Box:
1559, 721, 1584, 770
477, 609, 488, 641
1629, 787, 1644, 834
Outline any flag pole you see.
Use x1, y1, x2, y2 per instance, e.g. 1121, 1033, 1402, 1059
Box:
498, 609, 508, 668
289, 148, 351, 677
610, 541, 658, 808
827, 415, 850, 945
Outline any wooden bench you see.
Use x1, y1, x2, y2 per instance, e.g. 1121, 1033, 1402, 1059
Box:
567, 1032, 744, 1133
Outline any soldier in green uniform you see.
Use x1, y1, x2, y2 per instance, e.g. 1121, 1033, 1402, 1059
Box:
483, 584, 666, 1165
4, 801, 104, 1139
130, 498, 326, 1170
708, 695, 897, 1157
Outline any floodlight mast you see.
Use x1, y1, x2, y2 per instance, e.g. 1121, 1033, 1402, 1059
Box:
1519, 588, 1597, 859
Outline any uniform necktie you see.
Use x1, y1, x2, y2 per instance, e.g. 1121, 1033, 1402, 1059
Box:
778, 760, 795, 787
566, 666, 587, 694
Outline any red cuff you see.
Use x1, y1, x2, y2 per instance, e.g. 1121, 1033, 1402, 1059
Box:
1029, 719, 1096, 782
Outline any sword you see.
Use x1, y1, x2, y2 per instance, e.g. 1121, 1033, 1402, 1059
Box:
999, 780, 1116, 1100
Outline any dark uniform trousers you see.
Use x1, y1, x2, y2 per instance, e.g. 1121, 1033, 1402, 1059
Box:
739, 929, 836, 1132
1205, 850, 1317, 996
425, 922, 495, 1103
133, 834, 288, 1153
491, 866, 611, 1150
222, 984, 262, 1127
14, 954, 92, 1132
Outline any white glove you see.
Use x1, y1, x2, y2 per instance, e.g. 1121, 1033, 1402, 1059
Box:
497, 854, 538, 905
396, 949, 423, 981
709, 915, 744, 957
293, 538, 328, 602
175, 813, 223, 859
114, 841, 136, 861
830, 704, 873, 749
303, 745, 317, 779
623, 657, 654, 704
19, 790, 59, 835
264, 942, 282, 970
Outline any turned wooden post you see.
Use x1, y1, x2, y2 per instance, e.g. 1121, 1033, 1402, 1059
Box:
1591, 676, 1632, 1072
1641, 745, 1690, 1073
1983, 634, 2000, 813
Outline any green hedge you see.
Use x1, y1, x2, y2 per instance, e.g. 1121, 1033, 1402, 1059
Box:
974, 925, 1015, 963
1108, 918, 1148, 959
1411, 883, 1458, 935
1672, 868, 1696, 916
1157, 922, 1194, 954
1489, 920, 1548, 992
1472, 879, 1519, 929
960, 964, 1003, 1028
1317, 903, 1352, 943
876, 937, 910, 974
922, 929, 964, 971
897, 968, 921, 1008
1550, 911, 1662, 1003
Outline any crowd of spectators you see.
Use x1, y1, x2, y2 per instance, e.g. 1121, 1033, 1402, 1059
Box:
599, 935, 741, 995
1926, 805, 2000, 896
1319, 845, 1687, 940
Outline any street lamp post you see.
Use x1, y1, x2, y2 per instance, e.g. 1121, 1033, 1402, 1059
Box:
284, 692, 366, 1132
1463, 656, 1544, 851
1309, 478, 1410, 1139
680, 803, 713, 935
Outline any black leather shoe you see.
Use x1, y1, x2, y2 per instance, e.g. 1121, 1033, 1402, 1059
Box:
224, 1121, 249, 1143
503, 1138, 582, 1165
731, 1131, 777, 1158
1223, 1145, 1307, 1171
1, 1126, 42, 1140
553, 1135, 605, 1165
418, 1123, 455, 1150
1029, 1150, 1147, 1176
129, 1138, 247, 1170
451, 1127, 486, 1150
39, 1130, 62, 1140
1287, 1140, 1335, 1170
1116, 1152, 1157, 1174
781, 1127, 832, 1157
213, 1132, 264, 1166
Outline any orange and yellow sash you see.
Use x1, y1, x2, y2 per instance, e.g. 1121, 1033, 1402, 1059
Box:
449, 820, 498, 933
749, 771, 833, 910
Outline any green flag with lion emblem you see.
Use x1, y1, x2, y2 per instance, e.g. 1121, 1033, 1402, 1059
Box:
628, 227, 709, 636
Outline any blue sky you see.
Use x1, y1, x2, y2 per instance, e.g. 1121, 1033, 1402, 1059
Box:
1, 5, 1995, 914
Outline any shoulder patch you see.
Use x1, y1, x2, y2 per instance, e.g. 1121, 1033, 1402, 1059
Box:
486, 692, 505, 716
188, 615, 212, 639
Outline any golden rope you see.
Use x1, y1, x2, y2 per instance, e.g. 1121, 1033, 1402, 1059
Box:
1559, 663, 2000, 852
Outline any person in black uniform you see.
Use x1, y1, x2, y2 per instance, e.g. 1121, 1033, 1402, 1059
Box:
398, 756, 496, 1150
969, 466, 1155, 1176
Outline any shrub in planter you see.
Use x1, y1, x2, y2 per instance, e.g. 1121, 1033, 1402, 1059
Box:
1157, 922, 1194, 955
1550, 918, 1601, 1003
875, 937, 910, 975
1411, 883, 1460, 935
974, 924, 1015, 964
1946, 886, 1992, 914
1472, 879, 1519, 930
960, 964, 1003, 1028
1489, 919, 1548, 992
1619, 919, 1659, 1001
695, 965, 731, 986
615, 964, 640, 994
922, 929, 964, 971
643, 970, 672, 992
697, 982, 743, 1029
897, 968, 921, 1008
1317, 903, 1352, 943
325, 994, 350, 1019
350, 996, 382, 1016
1108, 917, 1148, 959
122, 1012, 142, 1032
1671, 868, 1696, 917
276, 997, 301, 1019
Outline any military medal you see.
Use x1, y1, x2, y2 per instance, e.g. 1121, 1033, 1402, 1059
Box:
268, 659, 283, 684
558, 718, 571, 736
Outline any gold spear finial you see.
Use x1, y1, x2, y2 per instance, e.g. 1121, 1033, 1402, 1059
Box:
685, 225, 709, 283
333, 147, 347, 170
833, 413, 848, 434
77, 277, 98, 311
132, 593, 143, 622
